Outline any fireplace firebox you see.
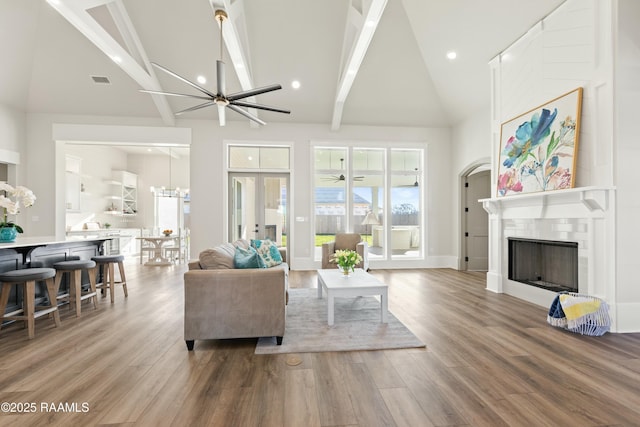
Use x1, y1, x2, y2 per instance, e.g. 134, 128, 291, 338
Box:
508, 238, 578, 293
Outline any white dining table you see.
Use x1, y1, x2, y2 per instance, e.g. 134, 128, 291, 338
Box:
137, 236, 178, 265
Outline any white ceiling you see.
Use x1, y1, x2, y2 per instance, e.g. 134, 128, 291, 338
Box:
1, 0, 565, 129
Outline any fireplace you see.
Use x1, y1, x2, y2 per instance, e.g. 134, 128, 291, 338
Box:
508, 238, 578, 293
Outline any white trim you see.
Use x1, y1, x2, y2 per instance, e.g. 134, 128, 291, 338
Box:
52, 123, 191, 146
0, 148, 20, 165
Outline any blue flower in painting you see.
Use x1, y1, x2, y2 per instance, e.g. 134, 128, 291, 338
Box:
544, 155, 559, 181
502, 108, 558, 169
501, 136, 521, 168
520, 160, 542, 177
529, 108, 558, 147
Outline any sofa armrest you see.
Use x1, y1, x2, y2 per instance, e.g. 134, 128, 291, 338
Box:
188, 260, 202, 270
321, 241, 336, 269
278, 247, 287, 263
356, 241, 369, 271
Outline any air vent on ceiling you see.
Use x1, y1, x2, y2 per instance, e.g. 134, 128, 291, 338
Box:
91, 75, 111, 85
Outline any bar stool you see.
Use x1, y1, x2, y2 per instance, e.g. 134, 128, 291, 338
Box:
91, 255, 128, 303
0, 268, 61, 339
53, 259, 98, 317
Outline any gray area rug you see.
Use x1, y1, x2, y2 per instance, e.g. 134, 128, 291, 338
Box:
255, 288, 425, 354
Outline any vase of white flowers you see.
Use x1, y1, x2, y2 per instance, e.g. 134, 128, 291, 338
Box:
0, 182, 36, 243
331, 249, 363, 277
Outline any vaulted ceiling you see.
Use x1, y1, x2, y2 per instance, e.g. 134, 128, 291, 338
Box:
1, 0, 565, 129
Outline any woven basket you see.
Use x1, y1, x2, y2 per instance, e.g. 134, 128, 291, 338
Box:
547, 292, 611, 336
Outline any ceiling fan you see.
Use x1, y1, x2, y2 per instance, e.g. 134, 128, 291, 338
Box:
397, 168, 419, 187
140, 9, 290, 126
322, 158, 365, 183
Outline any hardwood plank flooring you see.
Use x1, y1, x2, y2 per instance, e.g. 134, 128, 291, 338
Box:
0, 263, 639, 426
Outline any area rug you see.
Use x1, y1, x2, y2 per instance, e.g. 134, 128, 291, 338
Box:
255, 288, 425, 354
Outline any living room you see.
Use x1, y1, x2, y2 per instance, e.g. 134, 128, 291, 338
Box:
1, 0, 640, 425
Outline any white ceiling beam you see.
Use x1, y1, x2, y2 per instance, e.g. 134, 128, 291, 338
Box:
45, 0, 175, 125
209, 0, 260, 127
331, 0, 388, 130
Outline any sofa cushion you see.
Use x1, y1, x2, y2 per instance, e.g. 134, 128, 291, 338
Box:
233, 239, 251, 250
199, 243, 236, 269
251, 239, 283, 267
234, 246, 267, 269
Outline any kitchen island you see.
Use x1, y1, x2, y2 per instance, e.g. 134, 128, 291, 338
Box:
0, 236, 110, 317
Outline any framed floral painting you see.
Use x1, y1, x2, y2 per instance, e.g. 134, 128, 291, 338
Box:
496, 87, 583, 197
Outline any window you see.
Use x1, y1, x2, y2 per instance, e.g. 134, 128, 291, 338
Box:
229, 146, 290, 169
314, 148, 348, 240
314, 146, 423, 261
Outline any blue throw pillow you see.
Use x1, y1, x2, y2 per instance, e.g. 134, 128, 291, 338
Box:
233, 246, 266, 269
251, 239, 283, 267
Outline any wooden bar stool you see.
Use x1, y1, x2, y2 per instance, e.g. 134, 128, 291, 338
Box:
53, 259, 98, 316
91, 255, 128, 303
0, 268, 61, 339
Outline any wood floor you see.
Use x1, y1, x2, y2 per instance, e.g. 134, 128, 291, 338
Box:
1, 263, 639, 426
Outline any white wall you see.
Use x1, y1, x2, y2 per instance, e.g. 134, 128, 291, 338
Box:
490, 0, 614, 189
20, 112, 454, 269
0, 105, 25, 154
614, 0, 640, 329
185, 119, 453, 269
0, 104, 30, 234
450, 108, 492, 267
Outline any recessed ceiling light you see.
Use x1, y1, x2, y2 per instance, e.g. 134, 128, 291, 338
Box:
446, 51, 457, 60
197, 75, 206, 84
111, 55, 122, 64
291, 80, 301, 89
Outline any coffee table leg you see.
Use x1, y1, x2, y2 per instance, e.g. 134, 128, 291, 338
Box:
317, 278, 323, 298
381, 290, 388, 323
328, 292, 335, 325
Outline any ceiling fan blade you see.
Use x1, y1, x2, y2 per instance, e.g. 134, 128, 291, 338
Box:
227, 104, 267, 126
217, 104, 226, 127
217, 60, 226, 95
227, 84, 282, 101
230, 100, 290, 114
139, 89, 212, 101
174, 100, 217, 116
151, 62, 217, 98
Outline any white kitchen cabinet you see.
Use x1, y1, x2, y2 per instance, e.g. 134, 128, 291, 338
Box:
105, 171, 137, 216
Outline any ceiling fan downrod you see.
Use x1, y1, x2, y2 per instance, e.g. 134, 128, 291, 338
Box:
215, 9, 227, 64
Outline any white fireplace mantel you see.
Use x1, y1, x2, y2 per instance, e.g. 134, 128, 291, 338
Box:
480, 186, 614, 219
480, 186, 619, 331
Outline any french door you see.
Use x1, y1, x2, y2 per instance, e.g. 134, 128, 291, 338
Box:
229, 173, 289, 247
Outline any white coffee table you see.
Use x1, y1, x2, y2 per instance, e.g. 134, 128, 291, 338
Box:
317, 268, 388, 326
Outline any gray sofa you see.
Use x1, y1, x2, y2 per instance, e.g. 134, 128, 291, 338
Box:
183, 240, 288, 350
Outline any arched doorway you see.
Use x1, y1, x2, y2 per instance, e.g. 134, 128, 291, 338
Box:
459, 160, 491, 271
